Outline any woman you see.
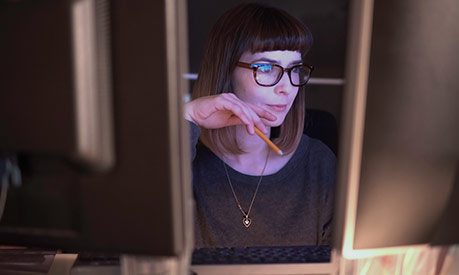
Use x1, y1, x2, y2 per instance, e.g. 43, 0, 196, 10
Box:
185, 3, 335, 248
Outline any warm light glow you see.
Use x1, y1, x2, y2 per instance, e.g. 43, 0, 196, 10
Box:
339, 0, 375, 262
342, 244, 429, 259
71, 0, 114, 170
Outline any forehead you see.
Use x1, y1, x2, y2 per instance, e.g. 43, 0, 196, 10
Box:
240, 50, 302, 63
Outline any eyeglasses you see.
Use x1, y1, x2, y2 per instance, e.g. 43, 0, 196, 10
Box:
236, 61, 314, 87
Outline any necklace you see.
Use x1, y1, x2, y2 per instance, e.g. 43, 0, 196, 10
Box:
223, 150, 270, 228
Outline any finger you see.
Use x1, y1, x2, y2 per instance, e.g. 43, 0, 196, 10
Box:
226, 115, 245, 126
226, 116, 255, 135
232, 106, 255, 135
231, 103, 257, 134
244, 107, 265, 135
250, 104, 277, 122
217, 94, 275, 135
240, 105, 273, 134
222, 95, 269, 134
214, 99, 255, 132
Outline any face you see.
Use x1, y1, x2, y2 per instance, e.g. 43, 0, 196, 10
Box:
232, 50, 301, 127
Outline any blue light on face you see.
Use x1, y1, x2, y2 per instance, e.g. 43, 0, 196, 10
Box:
253, 64, 273, 73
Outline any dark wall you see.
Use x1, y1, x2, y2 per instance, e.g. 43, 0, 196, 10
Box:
188, 0, 348, 78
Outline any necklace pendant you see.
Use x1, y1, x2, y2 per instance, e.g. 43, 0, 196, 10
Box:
242, 216, 252, 228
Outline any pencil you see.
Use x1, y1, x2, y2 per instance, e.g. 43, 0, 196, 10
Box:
254, 127, 283, 156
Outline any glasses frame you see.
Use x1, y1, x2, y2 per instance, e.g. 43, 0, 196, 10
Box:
236, 61, 314, 87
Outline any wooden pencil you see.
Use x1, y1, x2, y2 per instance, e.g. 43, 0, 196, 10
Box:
254, 127, 283, 156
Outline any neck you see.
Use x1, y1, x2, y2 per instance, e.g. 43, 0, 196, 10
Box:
220, 125, 272, 176
237, 125, 271, 153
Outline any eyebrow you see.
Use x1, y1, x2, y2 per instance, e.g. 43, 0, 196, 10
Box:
251, 58, 303, 66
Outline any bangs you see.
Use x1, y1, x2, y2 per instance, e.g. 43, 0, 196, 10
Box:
244, 7, 313, 55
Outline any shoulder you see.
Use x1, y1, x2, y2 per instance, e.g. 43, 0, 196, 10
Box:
193, 137, 218, 167
293, 134, 336, 186
189, 121, 201, 140
189, 121, 202, 160
297, 134, 336, 196
298, 134, 336, 166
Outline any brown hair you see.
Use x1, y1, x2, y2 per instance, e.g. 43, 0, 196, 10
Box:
192, 3, 313, 155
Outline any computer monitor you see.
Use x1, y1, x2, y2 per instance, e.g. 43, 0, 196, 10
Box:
0, 0, 193, 260
334, 0, 459, 259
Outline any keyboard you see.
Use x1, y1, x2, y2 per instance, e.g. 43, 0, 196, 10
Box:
0, 248, 57, 274
192, 246, 331, 265
74, 252, 120, 266
70, 246, 335, 275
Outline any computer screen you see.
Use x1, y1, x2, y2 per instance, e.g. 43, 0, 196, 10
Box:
334, 0, 459, 259
0, 0, 193, 258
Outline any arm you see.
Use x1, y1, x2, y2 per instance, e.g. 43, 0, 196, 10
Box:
189, 121, 201, 161
320, 152, 336, 246
184, 93, 276, 135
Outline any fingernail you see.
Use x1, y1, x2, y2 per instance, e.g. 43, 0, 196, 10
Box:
259, 126, 266, 134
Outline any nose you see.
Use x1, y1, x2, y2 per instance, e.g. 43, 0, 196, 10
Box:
274, 71, 295, 95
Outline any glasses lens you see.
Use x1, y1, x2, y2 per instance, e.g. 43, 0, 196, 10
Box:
255, 64, 282, 86
290, 65, 311, 86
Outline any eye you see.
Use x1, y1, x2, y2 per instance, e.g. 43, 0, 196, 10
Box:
255, 64, 273, 73
291, 65, 303, 73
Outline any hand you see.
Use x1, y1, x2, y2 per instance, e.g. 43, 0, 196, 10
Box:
184, 93, 277, 135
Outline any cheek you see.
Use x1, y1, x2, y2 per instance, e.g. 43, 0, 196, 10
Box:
232, 73, 259, 101
293, 90, 299, 101
231, 71, 245, 96
236, 89, 262, 105
286, 90, 299, 109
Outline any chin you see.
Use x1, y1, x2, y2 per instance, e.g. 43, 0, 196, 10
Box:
264, 116, 286, 128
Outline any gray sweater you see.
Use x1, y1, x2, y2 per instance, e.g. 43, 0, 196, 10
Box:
190, 122, 335, 248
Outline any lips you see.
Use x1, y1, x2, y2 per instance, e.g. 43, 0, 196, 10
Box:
267, 104, 287, 112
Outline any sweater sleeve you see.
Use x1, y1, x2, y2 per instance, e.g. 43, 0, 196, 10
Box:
320, 149, 336, 246
189, 121, 201, 161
